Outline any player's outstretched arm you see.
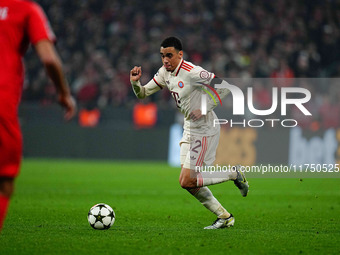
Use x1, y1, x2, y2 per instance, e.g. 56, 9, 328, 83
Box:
34, 40, 76, 120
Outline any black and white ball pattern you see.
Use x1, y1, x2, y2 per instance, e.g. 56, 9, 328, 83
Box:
88, 203, 115, 230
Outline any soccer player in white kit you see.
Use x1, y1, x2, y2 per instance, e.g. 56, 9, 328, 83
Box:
130, 37, 249, 229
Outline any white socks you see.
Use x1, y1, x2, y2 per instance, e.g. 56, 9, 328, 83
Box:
189, 187, 230, 218
196, 171, 237, 187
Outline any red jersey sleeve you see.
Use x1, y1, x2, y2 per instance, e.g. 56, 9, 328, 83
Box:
27, 2, 56, 45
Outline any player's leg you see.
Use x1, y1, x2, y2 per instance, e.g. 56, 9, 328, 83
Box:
179, 133, 237, 189
179, 166, 235, 229
180, 166, 232, 212
179, 139, 233, 228
0, 177, 15, 230
187, 185, 232, 217
180, 164, 248, 196
180, 166, 236, 188
181, 132, 249, 196
178, 133, 247, 229
0, 117, 22, 231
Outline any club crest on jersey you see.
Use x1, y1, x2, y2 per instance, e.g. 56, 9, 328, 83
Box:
178, 81, 184, 88
200, 70, 211, 81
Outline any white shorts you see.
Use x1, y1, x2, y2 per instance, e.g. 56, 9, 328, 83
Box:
180, 130, 220, 170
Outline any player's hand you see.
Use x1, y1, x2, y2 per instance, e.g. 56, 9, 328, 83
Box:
58, 94, 77, 121
130, 66, 142, 82
189, 109, 202, 122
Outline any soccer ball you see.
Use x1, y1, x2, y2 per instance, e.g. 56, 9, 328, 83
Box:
88, 203, 115, 230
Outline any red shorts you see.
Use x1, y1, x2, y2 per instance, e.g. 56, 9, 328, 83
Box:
0, 116, 22, 178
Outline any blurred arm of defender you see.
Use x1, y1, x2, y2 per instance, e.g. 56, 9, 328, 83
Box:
189, 76, 231, 121
35, 40, 76, 120
205, 77, 231, 112
130, 66, 162, 98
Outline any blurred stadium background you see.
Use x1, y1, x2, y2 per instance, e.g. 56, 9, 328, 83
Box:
2, 1, 339, 254
20, 0, 340, 166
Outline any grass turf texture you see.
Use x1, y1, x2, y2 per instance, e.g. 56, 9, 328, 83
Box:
0, 159, 339, 255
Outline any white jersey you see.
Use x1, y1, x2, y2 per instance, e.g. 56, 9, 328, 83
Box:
133, 59, 221, 136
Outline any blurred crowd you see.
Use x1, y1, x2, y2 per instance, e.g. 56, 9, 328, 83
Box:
22, 0, 340, 128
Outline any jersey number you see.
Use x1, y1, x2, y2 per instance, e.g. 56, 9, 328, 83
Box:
170, 91, 181, 108
191, 140, 201, 153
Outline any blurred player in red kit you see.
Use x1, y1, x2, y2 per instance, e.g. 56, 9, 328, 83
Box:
0, 0, 76, 231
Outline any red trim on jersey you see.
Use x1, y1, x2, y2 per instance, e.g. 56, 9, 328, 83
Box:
182, 62, 193, 69
181, 66, 192, 72
182, 64, 192, 68
196, 137, 208, 167
175, 60, 184, 76
175, 60, 194, 76
197, 173, 204, 187
180, 61, 194, 73
201, 137, 208, 166
153, 78, 163, 89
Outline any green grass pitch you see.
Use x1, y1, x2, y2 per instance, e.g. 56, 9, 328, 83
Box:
0, 159, 339, 254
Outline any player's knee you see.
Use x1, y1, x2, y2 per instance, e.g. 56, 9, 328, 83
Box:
0, 178, 15, 198
179, 176, 196, 189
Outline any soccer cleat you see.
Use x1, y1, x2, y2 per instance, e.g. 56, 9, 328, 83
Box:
204, 214, 235, 229
233, 165, 249, 197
